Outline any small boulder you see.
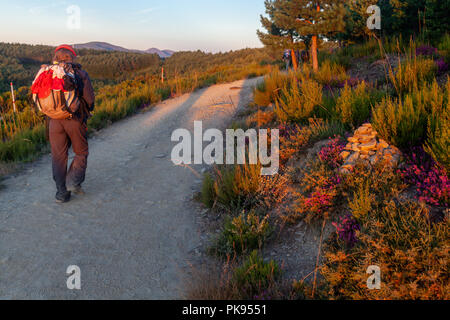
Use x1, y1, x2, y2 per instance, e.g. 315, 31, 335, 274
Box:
360, 154, 370, 160
340, 151, 351, 160
378, 139, 389, 149
339, 124, 403, 173
356, 127, 370, 135
359, 139, 377, 151
347, 152, 360, 163
352, 143, 361, 152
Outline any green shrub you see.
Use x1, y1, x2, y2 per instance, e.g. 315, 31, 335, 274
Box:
424, 83, 450, 171
438, 33, 450, 61
308, 118, 346, 142
201, 173, 216, 208
314, 60, 349, 87
390, 56, 437, 95
348, 180, 375, 220
213, 211, 272, 256
372, 95, 427, 149
338, 39, 382, 59
233, 250, 281, 299
319, 51, 352, 70
201, 164, 261, 212
373, 80, 448, 149
336, 82, 383, 129
253, 70, 289, 107
275, 77, 323, 123
0, 124, 46, 162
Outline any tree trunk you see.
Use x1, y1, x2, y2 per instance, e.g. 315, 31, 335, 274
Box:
311, 35, 318, 72
291, 49, 298, 70
312, 3, 321, 72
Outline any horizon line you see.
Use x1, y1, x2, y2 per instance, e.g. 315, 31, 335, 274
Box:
0, 40, 264, 55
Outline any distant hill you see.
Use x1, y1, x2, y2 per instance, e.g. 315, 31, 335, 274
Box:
144, 48, 175, 58
73, 42, 137, 53
74, 42, 175, 58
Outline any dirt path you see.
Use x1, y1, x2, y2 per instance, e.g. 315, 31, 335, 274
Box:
0, 78, 261, 299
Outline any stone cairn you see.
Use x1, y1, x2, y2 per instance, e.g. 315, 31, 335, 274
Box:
340, 123, 402, 174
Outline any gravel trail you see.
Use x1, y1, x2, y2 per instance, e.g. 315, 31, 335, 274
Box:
0, 78, 261, 299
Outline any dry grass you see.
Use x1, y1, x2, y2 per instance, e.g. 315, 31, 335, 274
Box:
184, 260, 242, 300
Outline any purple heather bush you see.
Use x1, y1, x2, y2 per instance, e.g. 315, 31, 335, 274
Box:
319, 137, 346, 169
416, 45, 438, 57
436, 58, 449, 75
333, 214, 361, 248
400, 148, 450, 207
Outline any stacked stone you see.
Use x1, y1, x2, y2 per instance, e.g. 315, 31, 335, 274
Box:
340, 123, 401, 174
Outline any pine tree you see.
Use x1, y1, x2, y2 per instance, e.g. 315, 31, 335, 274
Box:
425, 0, 450, 41
387, 0, 426, 37
257, 0, 309, 69
258, 0, 346, 71
347, 0, 377, 39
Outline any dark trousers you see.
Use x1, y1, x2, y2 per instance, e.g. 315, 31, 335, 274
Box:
49, 119, 89, 194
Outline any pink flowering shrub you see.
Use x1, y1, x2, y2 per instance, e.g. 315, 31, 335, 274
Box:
303, 189, 334, 214
290, 171, 344, 223
324, 174, 343, 190
318, 137, 346, 169
333, 214, 360, 248
400, 150, 450, 207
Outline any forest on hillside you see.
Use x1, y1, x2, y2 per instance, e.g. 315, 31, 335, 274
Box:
163, 48, 275, 76
0, 43, 163, 92
0, 42, 276, 93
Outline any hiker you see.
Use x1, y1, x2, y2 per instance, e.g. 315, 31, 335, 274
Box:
300, 50, 310, 64
282, 49, 291, 71
295, 49, 300, 68
31, 44, 95, 203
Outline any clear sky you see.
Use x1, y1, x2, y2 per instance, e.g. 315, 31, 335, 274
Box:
0, 0, 266, 52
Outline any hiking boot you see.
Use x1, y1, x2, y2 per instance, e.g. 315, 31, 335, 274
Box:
56, 191, 71, 203
67, 185, 85, 195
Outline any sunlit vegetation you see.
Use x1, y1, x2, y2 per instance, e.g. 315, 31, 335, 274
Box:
198, 34, 449, 300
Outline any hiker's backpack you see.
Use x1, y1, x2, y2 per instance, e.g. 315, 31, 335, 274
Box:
300, 50, 310, 63
31, 63, 81, 120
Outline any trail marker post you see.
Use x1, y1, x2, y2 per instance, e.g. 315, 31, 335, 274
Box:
161, 67, 165, 83
10, 82, 17, 113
